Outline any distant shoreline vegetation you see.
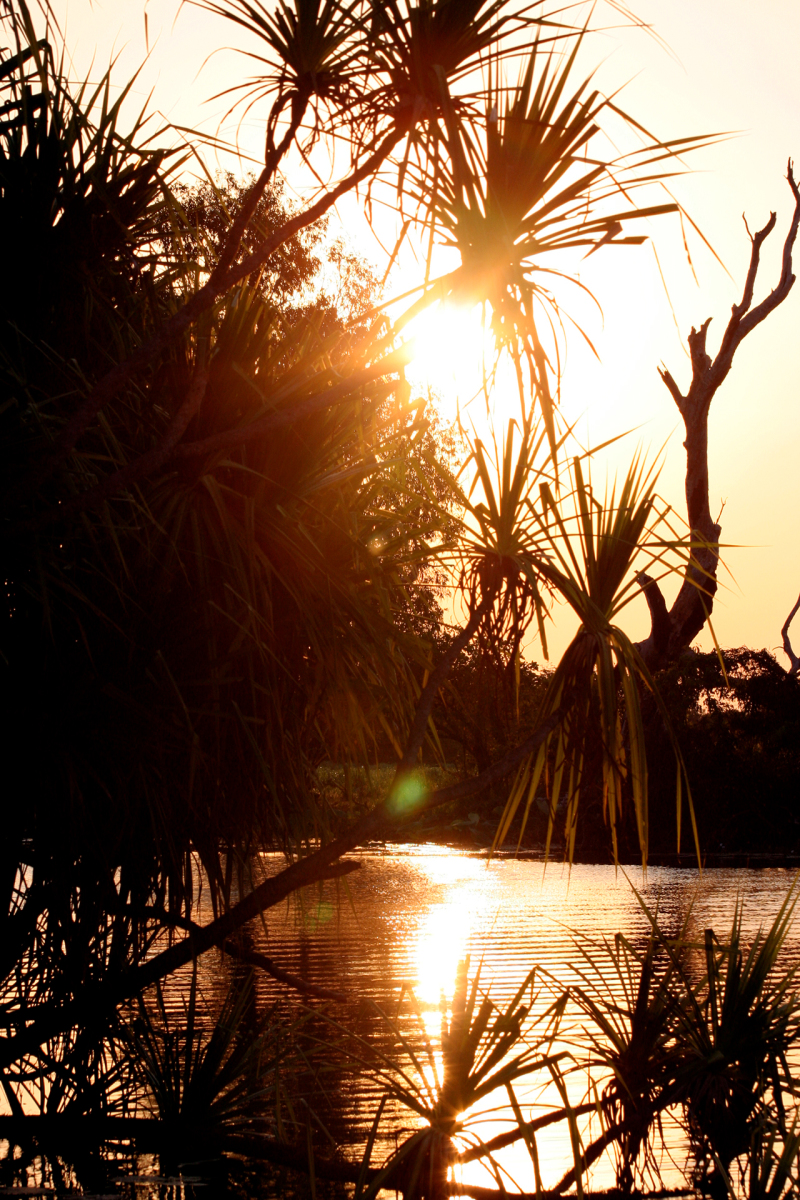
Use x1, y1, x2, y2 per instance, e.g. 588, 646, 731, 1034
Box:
318, 646, 800, 863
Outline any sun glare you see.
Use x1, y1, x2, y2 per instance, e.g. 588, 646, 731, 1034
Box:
405, 301, 491, 415
411, 852, 494, 1011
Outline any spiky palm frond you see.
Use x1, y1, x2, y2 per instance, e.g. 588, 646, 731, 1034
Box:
453, 405, 557, 658
563, 885, 800, 1194
568, 912, 692, 1192
200, 0, 548, 125
483, 451, 695, 863
126, 968, 290, 1134
362, 0, 547, 134
197, 0, 365, 136
398, 31, 720, 451
1, 16, 456, 1107
329, 957, 569, 1200
671, 884, 800, 1182
0, 3, 179, 384
733, 1116, 800, 1200
53, 274, 435, 860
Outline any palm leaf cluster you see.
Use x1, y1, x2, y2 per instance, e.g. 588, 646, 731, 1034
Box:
391, 31, 717, 451
0, 0, 435, 862
201, 0, 544, 157
567, 885, 800, 1196
0, 0, 452, 1115
331, 958, 567, 1199
200, 0, 715, 453
125, 968, 292, 1140
452, 417, 694, 863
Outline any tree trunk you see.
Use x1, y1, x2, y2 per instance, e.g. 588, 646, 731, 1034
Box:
636, 163, 800, 670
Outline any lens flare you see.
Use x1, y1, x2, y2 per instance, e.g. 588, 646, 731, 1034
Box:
390, 773, 427, 816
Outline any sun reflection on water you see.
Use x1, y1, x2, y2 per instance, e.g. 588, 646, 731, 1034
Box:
411, 851, 490, 1010
404, 852, 655, 1193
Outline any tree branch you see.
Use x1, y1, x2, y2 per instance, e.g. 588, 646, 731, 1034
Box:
657, 365, 684, 408
640, 163, 800, 669
457, 1102, 596, 1162
733, 212, 777, 317
550, 1124, 620, 1194
781, 591, 800, 675
221, 940, 350, 1003
133, 897, 355, 1002
635, 572, 672, 662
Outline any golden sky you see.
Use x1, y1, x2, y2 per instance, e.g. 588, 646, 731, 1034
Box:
46, 0, 800, 663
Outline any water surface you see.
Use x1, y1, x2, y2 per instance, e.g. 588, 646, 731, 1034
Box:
188, 848, 800, 1193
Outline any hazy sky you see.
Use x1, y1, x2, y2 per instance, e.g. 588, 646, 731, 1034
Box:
44, 0, 800, 664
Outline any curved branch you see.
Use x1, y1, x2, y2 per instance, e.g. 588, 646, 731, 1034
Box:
781, 591, 800, 675
457, 1101, 596, 1162
0, 705, 564, 1070
635, 571, 672, 661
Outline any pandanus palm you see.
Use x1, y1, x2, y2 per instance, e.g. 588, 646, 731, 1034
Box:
570, 885, 800, 1196
391, 31, 717, 451
346, 958, 567, 1200
672, 890, 800, 1192
197, 0, 365, 144
0, 5, 441, 1103
569, 914, 691, 1192
446, 403, 694, 863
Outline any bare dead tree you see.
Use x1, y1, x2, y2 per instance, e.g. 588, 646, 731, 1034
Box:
636, 162, 800, 671
781, 592, 800, 675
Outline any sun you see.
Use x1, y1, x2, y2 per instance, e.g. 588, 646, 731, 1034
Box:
402, 298, 545, 435
404, 300, 491, 415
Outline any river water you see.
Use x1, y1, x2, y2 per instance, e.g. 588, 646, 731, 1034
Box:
186, 847, 800, 1194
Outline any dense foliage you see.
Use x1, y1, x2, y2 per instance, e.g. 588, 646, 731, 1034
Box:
1, 79, 436, 895
647, 648, 800, 856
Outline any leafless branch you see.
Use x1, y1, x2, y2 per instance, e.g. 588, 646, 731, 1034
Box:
641, 163, 800, 668
635, 572, 671, 662
781, 591, 800, 675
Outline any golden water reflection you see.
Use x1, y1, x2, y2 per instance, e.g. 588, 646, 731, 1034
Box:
407, 850, 623, 1192
219, 847, 800, 1193
411, 853, 491, 1009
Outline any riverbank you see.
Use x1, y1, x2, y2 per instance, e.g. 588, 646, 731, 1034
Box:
318, 763, 800, 866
